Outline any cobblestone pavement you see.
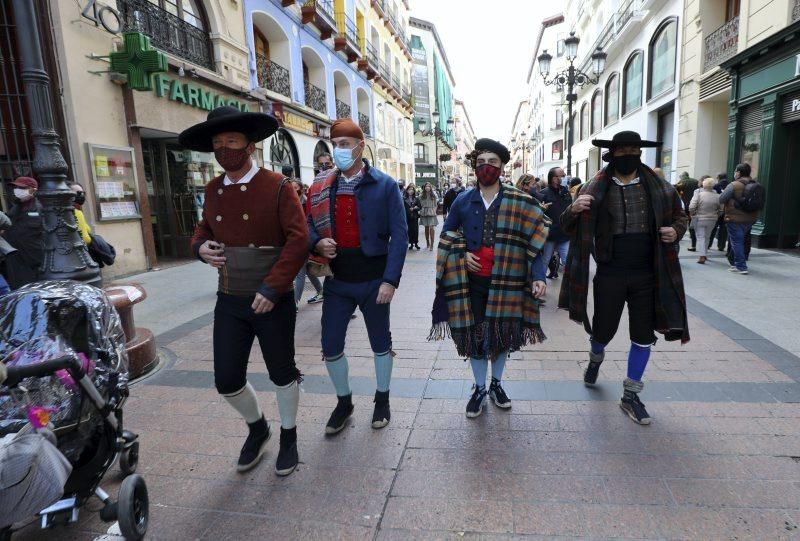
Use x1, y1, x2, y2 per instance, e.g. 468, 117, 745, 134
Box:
11, 239, 800, 540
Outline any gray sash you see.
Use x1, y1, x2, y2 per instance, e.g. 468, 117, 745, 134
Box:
218, 246, 282, 296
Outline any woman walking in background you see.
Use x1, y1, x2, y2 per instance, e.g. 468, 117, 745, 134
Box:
419, 182, 439, 251
688, 177, 721, 264
290, 179, 324, 304
404, 184, 422, 250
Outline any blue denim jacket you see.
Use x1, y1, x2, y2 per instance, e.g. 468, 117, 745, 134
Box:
307, 161, 408, 287
443, 186, 546, 282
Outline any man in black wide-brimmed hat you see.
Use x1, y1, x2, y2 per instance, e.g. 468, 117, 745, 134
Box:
558, 130, 689, 425
181, 106, 309, 475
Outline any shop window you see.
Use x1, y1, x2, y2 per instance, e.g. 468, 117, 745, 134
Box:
656, 105, 675, 174
741, 132, 761, 180
623, 51, 643, 115
414, 143, 426, 161
552, 139, 563, 161
649, 18, 678, 99
591, 90, 602, 134
605, 73, 619, 125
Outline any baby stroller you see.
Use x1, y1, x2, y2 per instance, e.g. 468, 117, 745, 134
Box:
0, 281, 148, 540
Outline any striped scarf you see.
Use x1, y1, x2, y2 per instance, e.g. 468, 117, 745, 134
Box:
429, 188, 549, 359
307, 169, 339, 241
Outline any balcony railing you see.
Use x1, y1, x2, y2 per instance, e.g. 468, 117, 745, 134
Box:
255, 53, 291, 97
304, 80, 327, 114
793, 0, 800, 22
301, 0, 337, 39
335, 11, 360, 49
391, 74, 401, 93
118, 0, 214, 70
379, 61, 391, 81
704, 16, 739, 72
335, 99, 351, 119
358, 112, 370, 135
366, 42, 380, 68
577, 0, 634, 74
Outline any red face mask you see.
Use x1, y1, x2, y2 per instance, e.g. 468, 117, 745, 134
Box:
214, 146, 250, 171
475, 164, 502, 186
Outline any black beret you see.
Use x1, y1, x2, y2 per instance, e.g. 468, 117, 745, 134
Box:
473, 138, 511, 164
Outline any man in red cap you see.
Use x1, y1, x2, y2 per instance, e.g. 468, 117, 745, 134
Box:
306, 118, 408, 435
2, 177, 44, 288
181, 106, 309, 476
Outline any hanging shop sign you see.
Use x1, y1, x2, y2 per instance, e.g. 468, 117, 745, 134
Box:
151, 73, 251, 112
270, 103, 322, 136
109, 32, 168, 91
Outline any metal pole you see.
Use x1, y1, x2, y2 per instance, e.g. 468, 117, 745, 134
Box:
12, 0, 100, 285
566, 63, 575, 176
434, 130, 439, 189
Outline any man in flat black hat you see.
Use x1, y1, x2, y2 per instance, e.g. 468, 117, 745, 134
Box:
182, 106, 310, 475
432, 138, 549, 418
559, 130, 689, 425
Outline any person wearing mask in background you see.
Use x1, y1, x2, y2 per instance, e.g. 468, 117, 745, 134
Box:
433, 138, 548, 417
515, 174, 534, 195
708, 172, 729, 251
466, 180, 476, 189
182, 106, 309, 476
404, 184, 422, 250
539, 167, 573, 281
568, 176, 583, 200
398, 179, 406, 193
559, 131, 689, 425
315, 152, 333, 177
676, 171, 699, 252
2, 177, 44, 288
720, 163, 760, 275
307, 118, 407, 435
442, 177, 464, 219
688, 177, 721, 264
419, 182, 439, 251
70, 182, 91, 246
289, 179, 324, 306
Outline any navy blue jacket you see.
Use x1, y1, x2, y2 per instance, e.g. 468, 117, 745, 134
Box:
307, 161, 408, 287
539, 184, 573, 242
443, 186, 546, 282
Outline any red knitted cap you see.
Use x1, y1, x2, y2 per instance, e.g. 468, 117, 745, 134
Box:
330, 119, 364, 140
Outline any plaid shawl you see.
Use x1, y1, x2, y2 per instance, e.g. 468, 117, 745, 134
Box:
558, 165, 691, 343
429, 188, 548, 359
307, 168, 339, 242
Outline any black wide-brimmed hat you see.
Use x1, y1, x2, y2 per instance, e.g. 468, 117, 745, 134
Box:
468, 138, 511, 166
593, 130, 661, 150
178, 106, 279, 152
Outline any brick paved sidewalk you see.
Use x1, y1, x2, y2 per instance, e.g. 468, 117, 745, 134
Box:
11, 247, 800, 540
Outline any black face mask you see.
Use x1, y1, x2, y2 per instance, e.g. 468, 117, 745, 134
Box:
74, 193, 86, 205
612, 155, 641, 176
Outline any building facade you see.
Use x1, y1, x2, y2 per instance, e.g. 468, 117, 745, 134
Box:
409, 17, 456, 189
559, 0, 683, 183
452, 98, 477, 183
678, 0, 800, 247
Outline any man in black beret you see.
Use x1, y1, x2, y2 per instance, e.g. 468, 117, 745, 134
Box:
559, 131, 689, 425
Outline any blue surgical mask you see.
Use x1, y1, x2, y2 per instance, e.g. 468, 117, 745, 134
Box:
333, 147, 356, 171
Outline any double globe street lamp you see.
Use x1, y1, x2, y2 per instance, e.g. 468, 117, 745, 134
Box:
417, 110, 454, 189
510, 131, 533, 175
537, 32, 606, 175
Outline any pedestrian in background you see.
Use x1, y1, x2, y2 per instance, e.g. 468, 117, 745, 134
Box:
539, 167, 572, 281
720, 163, 760, 275
404, 184, 422, 250
708, 172, 729, 251
516, 174, 534, 193
688, 177, 721, 264
676, 171, 699, 251
2, 176, 44, 289
568, 176, 583, 200
442, 177, 464, 218
290, 179, 324, 305
70, 182, 92, 246
419, 182, 439, 251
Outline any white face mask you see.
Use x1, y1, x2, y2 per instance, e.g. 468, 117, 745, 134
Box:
13, 188, 31, 201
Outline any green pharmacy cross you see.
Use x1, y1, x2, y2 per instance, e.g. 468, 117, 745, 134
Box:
110, 32, 168, 91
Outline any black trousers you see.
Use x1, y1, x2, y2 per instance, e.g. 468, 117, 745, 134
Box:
468, 274, 491, 358
708, 216, 728, 250
591, 268, 657, 346
212, 291, 299, 394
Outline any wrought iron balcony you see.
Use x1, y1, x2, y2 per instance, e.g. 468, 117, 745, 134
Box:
359, 41, 380, 79
372, 0, 386, 19
301, 0, 338, 40
334, 11, 361, 62
335, 99, 351, 119
358, 112, 371, 136
793, 0, 800, 22
304, 80, 327, 114
379, 61, 391, 82
704, 16, 739, 72
255, 53, 290, 97
391, 74, 401, 94
117, 0, 214, 70
577, 0, 634, 74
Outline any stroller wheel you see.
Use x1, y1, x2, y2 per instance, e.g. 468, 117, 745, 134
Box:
117, 474, 148, 541
120, 441, 139, 475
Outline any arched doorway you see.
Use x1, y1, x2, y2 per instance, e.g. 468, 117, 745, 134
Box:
363, 144, 375, 167
314, 140, 330, 163
268, 128, 299, 177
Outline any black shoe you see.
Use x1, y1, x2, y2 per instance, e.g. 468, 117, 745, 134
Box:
371, 390, 391, 429
546, 272, 556, 279
415, 244, 421, 250
583, 351, 603, 386
409, 244, 413, 250
687, 247, 696, 252
489, 378, 511, 409
465, 385, 488, 418
620, 391, 651, 425
237, 416, 271, 472
275, 427, 299, 476
325, 394, 354, 435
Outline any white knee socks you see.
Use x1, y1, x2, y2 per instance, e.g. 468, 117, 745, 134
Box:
275, 380, 300, 429
222, 381, 262, 424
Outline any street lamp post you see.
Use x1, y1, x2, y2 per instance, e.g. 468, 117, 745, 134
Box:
537, 32, 606, 176
12, 0, 100, 285
417, 110, 454, 189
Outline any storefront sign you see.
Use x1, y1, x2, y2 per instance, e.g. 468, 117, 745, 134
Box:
270, 103, 318, 136
781, 90, 800, 124
152, 73, 250, 112
412, 47, 430, 123
110, 32, 168, 91
796, 53, 800, 77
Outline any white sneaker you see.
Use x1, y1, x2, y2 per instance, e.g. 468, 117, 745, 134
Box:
728, 268, 748, 275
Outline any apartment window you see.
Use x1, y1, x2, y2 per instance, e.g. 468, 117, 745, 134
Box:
556, 39, 565, 57
622, 51, 643, 115
414, 143, 426, 161
580, 102, 589, 140
554, 108, 563, 129
726, 0, 741, 20
649, 18, 678, 99
591, 90, 602, 134
552, 139, 563, 161
605, 73, 619, 125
